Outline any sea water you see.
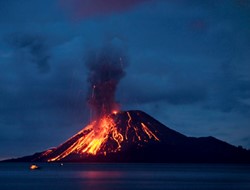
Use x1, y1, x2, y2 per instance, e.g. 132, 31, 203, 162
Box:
0, 163, 250, 190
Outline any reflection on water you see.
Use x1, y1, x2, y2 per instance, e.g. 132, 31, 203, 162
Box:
0, 163, 250, 190
80, 170, 123, 179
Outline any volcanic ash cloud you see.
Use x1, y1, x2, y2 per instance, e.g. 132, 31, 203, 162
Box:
85, 47, 128, 120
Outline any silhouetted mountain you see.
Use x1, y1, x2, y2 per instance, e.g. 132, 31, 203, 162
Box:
4, 110, 250, 163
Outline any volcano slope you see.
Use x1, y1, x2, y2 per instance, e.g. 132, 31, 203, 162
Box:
6, 110, 250, 163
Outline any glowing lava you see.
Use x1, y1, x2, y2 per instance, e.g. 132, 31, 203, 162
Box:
44, 111, 160, 162
48, 115, 122, 161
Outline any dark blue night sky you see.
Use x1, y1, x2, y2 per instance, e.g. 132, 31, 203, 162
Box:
0, 0, 250, 160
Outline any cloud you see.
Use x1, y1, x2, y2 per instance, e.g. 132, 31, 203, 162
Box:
5, 33, 51, 73
60, 0, 152, 19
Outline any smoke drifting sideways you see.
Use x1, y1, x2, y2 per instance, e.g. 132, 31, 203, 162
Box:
85, 46, 128, 120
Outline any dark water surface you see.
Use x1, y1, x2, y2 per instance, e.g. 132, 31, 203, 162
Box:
0, 163, 250, 190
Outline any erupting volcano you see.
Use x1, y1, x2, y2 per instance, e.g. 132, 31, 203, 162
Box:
47, 111, 161, 162
25, 47, 167, 162
5, 47, 250, 163
25, 110, 165, 162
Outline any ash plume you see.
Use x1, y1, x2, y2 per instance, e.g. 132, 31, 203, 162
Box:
86, 46, 128, 120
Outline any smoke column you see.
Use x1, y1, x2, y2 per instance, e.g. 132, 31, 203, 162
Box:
86, 46, 128, 120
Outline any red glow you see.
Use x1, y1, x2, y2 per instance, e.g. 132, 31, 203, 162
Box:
112, 110, 118, 114
45, 111, 160, 162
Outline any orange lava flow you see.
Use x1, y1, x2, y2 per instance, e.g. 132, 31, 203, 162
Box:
46, 112, 161, 162
125, 112, 132, 140
48, 116, 123, 162
141, 122, 160, 141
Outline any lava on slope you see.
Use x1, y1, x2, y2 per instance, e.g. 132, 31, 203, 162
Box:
5, 110, 250, 163
4, 46, 250, 163
34, 110, 174, 162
